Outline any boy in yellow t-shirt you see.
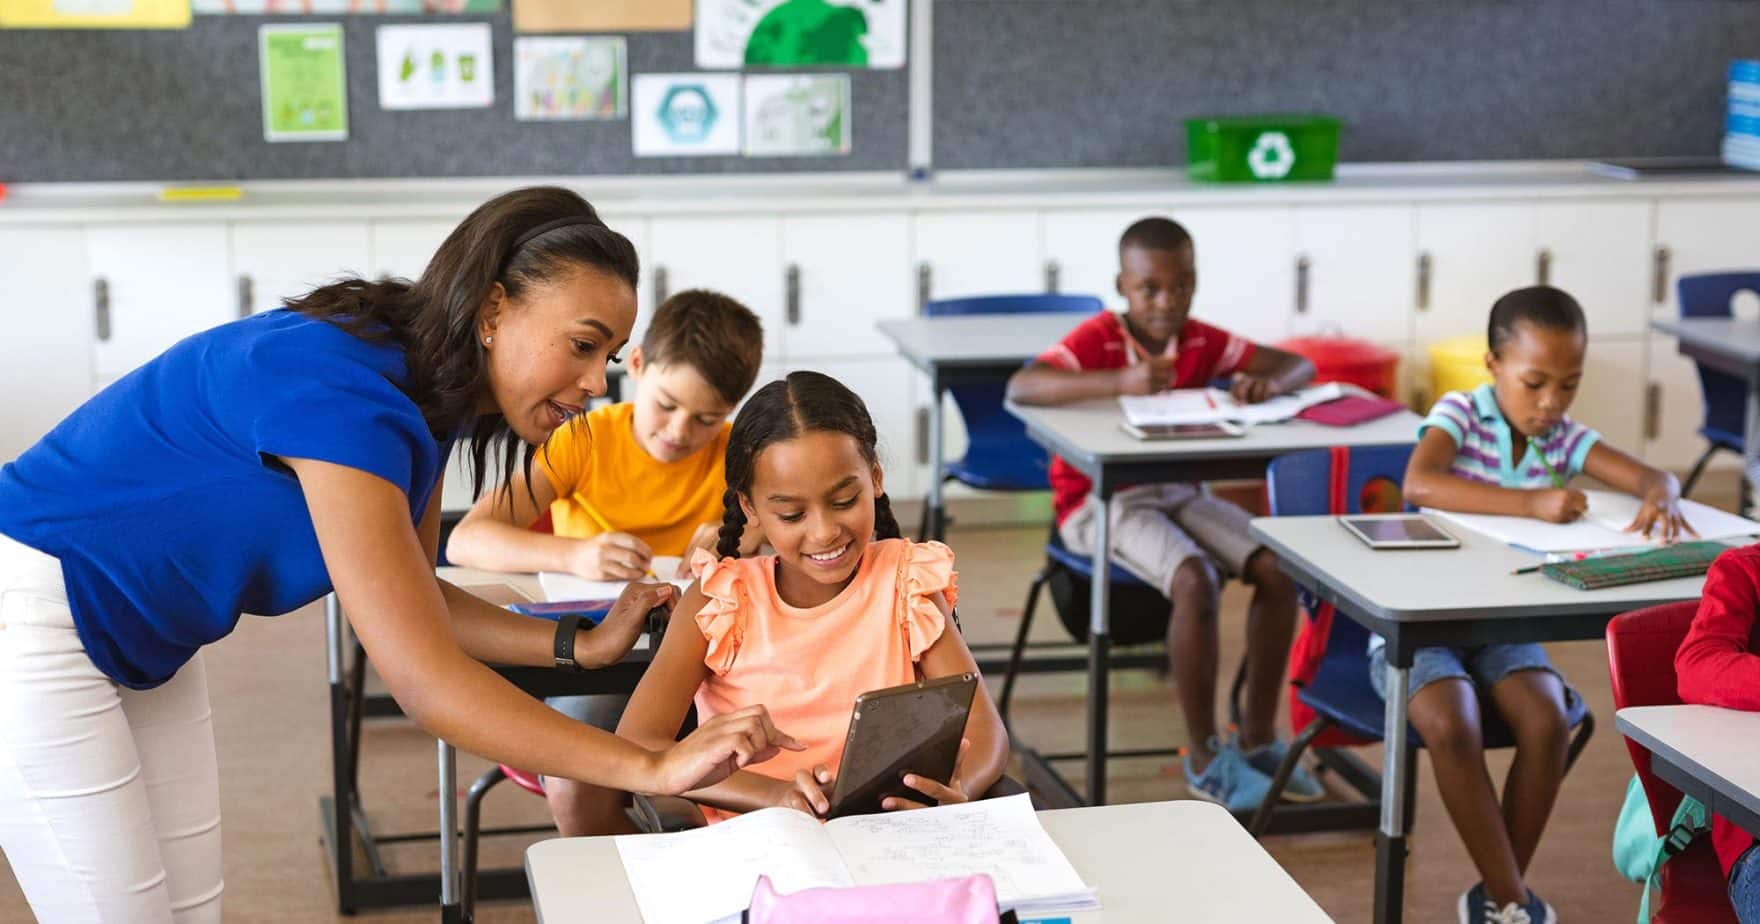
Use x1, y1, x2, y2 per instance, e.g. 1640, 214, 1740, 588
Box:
446, 288, 764, 834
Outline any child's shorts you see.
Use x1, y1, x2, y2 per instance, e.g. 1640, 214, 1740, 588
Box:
1368, 642, 1560, 701
1057, 483, 1261, 597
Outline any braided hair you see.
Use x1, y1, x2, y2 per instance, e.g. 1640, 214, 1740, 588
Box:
715, 371, 902, 559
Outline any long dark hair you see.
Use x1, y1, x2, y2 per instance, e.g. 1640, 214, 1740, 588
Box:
285, 186, 639, 498
716, 371, 902, 558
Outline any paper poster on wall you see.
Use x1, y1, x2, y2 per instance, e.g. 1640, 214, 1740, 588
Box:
743, 74, 849, 157
195, 0, 496, 13
512, 0, 687, 33
0, 0, 188, 28
514, 36, 625, 121
377, 23, 493, 110
696, 0, 905, 69
260, 23, 348, 142
632, 73, 741, 157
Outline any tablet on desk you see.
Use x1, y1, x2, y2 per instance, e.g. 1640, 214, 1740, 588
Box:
1339, 514, 1461, 549
827, 673, 977, 819
1119, 420, 1245, 440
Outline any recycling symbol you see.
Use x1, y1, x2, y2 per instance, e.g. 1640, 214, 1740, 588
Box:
1247, 131, 1296, 179
657, 85, 718, 143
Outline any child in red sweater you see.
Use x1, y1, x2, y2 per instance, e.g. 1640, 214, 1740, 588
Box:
1676, 544, 1760, 923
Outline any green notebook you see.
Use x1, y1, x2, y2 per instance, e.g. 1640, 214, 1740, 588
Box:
1541, 541, 1727, 590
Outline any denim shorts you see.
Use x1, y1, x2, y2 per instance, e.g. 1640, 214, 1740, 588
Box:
1731, 842, 1760, 924
1369, 642, 1559, 702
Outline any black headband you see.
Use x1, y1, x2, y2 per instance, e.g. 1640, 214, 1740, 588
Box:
510, 214, 599, 252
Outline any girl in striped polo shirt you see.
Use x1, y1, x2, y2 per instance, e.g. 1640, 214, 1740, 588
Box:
1400, 286, 1693, 924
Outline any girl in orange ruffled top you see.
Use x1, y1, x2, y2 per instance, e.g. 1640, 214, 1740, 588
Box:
617, 371, 1008, 821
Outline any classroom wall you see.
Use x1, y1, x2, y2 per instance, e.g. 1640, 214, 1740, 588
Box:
3, 0, 1759, 182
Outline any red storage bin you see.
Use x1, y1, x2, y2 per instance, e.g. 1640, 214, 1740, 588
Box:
1276, 336, 1400, 399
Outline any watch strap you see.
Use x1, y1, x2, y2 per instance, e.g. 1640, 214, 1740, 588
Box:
553, 613, 584, 672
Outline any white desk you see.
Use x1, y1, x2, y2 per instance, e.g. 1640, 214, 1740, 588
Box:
1005, 394, 1422, 806
876, 312, 1092, 540
525, 799, 1334, 923
1248, 516, 1720, 924
1616, 704, 1760, 838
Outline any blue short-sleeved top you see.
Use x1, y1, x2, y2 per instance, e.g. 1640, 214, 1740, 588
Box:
0, 309, 451, 689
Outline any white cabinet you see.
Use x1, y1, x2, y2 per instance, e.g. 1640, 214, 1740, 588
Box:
87, 223, 233, 387
0, 228, 92, 460
1536, 200, 1652, 337
1291, 204, 1415, 343
1569, 338, 1646, 455
825, 357, 923, 498
648, 216, 785, 358
1414, 203, 1536, 344
781, 213, 913, 359
1174, 206, 1295, 344
369, 218, 458, 281
1645, 333, 1716, 472
1655, 198, 1760, 320
596, 211, 650, 349
1040, 208, 1139, 304
913, 211, 1043, 303
230, 221, 371, 315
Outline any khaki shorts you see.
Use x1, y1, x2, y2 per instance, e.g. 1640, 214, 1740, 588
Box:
1057, 483, 1261, 598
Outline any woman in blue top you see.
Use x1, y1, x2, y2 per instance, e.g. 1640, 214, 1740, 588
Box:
0, 186, 799, 923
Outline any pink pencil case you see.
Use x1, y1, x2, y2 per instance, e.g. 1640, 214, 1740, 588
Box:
1295, 394, 1405, 427
745, 873, 1002, 924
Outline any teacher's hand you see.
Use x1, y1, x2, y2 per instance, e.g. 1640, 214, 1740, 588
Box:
575, 581, 675, 669
649, 705, 804, 795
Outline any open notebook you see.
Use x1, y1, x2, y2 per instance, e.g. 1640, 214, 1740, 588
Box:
612, 793, 1097, 924
538, 555, 691, 601
1426, 490, 1760, 553
1119, 381, 1346, 427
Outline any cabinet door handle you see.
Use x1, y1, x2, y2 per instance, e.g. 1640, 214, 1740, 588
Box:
784, 264, 801, 326
1644, 382, 1662, 442
1652, 246, 1672, 305
653, 266, 670, 306
1536, 248, 1552, 287
1295, 255, 1311, 314
1043, 259, 1061, 294
1416, 252, 1432, 311
94, 277, 112, 342
915, 406, 930, 466
237, 273, 255, 318
917, 262, 932, 314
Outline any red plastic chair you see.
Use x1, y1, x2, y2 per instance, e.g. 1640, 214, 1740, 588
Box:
1606, 601, 1739, 924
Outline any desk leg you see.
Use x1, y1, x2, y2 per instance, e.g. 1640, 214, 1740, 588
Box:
1745, 378, 1760, 518
439, 740, 461, 923
1374, 655, 1412, 924
1086, 493, 1112, 807
324, 593, 355, 914
926, 371, 947, 541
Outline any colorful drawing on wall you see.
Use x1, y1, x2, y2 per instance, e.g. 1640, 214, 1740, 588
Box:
696, 0, 904, 70
260, 23, 348, 141
194, 0, 496, 14
514, 36, 625, 121
512, 0, 687, 33
377, 23, 493, 110
743, 74, 849, 157
632, 72, 741, 157
0, 0, 188, 28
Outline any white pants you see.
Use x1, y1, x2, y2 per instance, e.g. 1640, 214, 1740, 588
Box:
0, 533, 223, 923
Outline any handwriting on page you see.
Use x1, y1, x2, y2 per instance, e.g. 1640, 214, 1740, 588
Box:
614, 808, 853, 924
825, 795, 1088, 906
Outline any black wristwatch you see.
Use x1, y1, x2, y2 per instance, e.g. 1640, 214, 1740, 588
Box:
553, 613, 584, 672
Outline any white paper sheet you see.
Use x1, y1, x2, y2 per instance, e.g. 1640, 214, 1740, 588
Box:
614, 808, 853, 924
537, 569, 691, 603
1119, 382, 1345, 427
1426, 490, 1760, 552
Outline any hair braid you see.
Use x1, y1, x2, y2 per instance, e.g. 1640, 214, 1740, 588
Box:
873, 492, 902, 542
716, 485, 747, 559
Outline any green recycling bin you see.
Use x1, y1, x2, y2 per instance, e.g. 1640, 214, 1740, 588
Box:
1185, 114, 1341, 183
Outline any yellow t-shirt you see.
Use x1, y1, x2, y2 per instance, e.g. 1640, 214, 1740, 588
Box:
534, 402, 731, 556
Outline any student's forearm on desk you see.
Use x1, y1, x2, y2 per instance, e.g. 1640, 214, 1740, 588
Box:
1006, 366, 1125, 405
1403, 472, 1538, 518
445, 516, 580, 574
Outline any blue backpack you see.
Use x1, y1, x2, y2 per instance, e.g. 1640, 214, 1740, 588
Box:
1611, 773, 1710, 923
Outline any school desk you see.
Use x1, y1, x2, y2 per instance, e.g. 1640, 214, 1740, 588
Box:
1617, 704, 1760, 838
1653, 316, 1760, 513
524, 799, 1333, 923
318, 569, 655, 919
1003, 395, 1421, 809
877, 312, 1092, 541
1248, 516, 1719, 924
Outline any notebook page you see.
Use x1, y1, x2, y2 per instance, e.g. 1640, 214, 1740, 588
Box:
824, 794, 1093, 910
1428, 490, 1760, 553
538, 571, 692, 602
613, 807, 853, 924
1118, 388, 1221, 426
1582, 491, 1760, 542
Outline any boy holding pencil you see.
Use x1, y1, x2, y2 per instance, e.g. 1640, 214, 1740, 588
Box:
446, 289, 764, 834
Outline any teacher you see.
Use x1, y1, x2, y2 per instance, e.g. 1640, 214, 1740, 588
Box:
0, 186, 797, 923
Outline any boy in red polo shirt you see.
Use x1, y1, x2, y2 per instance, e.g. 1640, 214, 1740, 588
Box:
1676, 544, 1760, 923
1008, 216, 1317, 811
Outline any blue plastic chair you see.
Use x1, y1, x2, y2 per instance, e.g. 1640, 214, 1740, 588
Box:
918, 294, 1102, 539
1677, 272, 1760, 499
1247, 445, 1595, 836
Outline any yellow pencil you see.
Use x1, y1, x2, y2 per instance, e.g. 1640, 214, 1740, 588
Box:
577, 499, 616, 535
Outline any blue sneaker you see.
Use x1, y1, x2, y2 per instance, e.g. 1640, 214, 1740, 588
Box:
1458, 882, 1556, 924
1241, 737, 1326, 803
1182, 737, 1273, 813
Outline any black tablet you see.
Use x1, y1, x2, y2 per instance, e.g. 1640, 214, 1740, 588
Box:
826, 673, 978, 819
1118, 420, 1245, 440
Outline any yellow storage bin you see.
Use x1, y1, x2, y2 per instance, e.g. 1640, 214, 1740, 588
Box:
1428, 335, 1492, 401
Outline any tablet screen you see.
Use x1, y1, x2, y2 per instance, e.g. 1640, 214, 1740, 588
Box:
828, 675, 976, 818
1340, 515, 1459, 547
